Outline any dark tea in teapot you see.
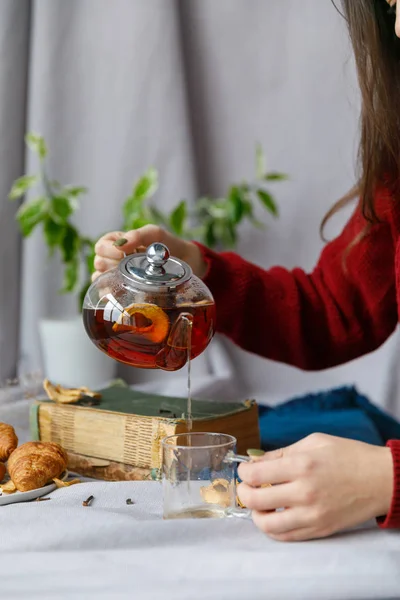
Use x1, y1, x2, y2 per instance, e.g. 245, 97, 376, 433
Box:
83, 301, 215, 371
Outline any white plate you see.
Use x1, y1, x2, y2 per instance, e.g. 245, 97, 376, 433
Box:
0, 471, 69, 506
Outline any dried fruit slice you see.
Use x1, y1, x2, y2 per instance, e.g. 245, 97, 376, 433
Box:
44, 383, 81, 404
200, 478, 232, 508
112, 303, 169, 343
43, 379, 101, 404
52, 477, 81, 488
236, 481, 246, 508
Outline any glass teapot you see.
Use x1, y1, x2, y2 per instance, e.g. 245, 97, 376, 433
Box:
82, 243, 216, 371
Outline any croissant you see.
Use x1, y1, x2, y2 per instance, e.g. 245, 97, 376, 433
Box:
8, 441, 68, 492
0, 463, 5, 483
0, 422, 18, 462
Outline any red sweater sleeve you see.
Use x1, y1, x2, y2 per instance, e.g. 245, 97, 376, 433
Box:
378, 441, 400, 529
196, 205, 397, 370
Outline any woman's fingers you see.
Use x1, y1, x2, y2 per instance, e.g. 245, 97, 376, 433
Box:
238, 456, 295, 487
104, 225, 166, 256
94, 226, 168, 263
254, 508, 330, 542
239, 434, 336, 488
93, 225, 205, 278
237, 482, 296, 511
93, 256, 120, 273
91, 271, 101, 282
94, 231, 128, 259
123, 225, 167, 249
252, 507, 311, 537
93, 226, 166, 276
267, 528, 319, 543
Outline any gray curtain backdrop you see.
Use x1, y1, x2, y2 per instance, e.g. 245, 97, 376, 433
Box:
2, 0, 400, 414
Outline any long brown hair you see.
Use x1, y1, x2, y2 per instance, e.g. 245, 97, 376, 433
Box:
321, 0, 400, 238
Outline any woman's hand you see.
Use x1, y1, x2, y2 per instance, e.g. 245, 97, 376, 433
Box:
237, 433, 394, 541
386, 0, 400, 38
92, 225, 207, 281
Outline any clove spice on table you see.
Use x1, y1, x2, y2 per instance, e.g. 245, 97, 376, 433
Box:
82, 495, 94, 507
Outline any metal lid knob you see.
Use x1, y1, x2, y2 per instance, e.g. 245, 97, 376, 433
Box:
146, 243, 170, 268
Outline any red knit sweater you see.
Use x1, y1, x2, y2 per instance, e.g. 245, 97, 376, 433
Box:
196, 189, 400, 528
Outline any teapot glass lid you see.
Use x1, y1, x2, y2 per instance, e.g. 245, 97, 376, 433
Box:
118, 243, 192, 289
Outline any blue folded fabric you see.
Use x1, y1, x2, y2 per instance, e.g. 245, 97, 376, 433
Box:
258, 386, 400, 450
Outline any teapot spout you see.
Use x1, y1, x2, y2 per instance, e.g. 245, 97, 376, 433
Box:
155, 312, 193, 371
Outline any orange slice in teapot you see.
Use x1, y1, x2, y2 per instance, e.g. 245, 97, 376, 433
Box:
112, 303, 169, 344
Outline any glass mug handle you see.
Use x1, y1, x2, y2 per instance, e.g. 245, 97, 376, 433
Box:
224, 452, 251, 465
222, 451, 253, 519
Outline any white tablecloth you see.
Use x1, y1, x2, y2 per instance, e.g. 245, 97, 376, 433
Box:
1, 481, 400, 600
1, 387, 400, 599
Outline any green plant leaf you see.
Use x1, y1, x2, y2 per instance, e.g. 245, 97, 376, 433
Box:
255, 143, 266, 180
64, 186, 88, 197
63, 187, 87, 210
16, 198, 48, 237
256, 189, 278, 216
122, 199, 141, 227
169, 200, 187, 235
86, 244, 96, 276
79, 238, 96, 278
224, 222, 237, 247
208, 200, 230, 220
9, 175, 38, 200
43, 217, 65, 252
204, 221, 217, 248
249, 216, 266, 229
123, 182, 153, 226
123, 169, 158, 226
147, 205, 169, 226
264, 172, 289, 182
242, 199, 254, 217
81, 237, 95, 247
133, 167, 158, 201
78, 279, 91, 312
228, 186, 245, 225
125, 215, 152, 230
61, 258, 79, 293
60, 225, 79, 262
196, 197, 212, 213
25, 132, 47, 160
188, 225, 206, 241
51, 196, 74, 222
241, 199, 266, 229
214, 220, 237, 248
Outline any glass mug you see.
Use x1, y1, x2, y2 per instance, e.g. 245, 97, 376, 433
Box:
161, 432, 252, 520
